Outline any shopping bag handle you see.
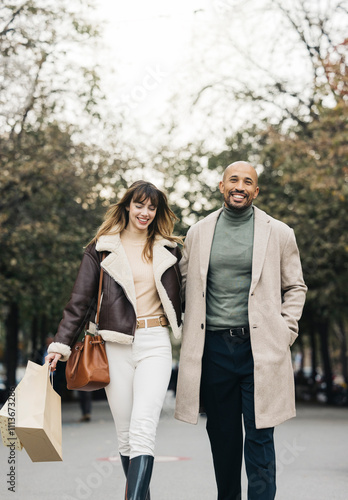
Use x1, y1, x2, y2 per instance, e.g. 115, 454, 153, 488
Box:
45, 362, 54, 386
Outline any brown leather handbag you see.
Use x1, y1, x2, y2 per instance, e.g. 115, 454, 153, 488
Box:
65, 256, 110, 391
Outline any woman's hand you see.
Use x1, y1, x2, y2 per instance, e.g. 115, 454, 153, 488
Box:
45, 352, 62, 372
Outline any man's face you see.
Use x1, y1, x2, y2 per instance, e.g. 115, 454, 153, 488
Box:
219, 163, 259, 210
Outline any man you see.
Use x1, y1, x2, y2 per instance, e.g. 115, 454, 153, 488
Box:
175, 161, 307, 500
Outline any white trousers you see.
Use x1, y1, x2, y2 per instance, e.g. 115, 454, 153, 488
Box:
105, 326, 172, 459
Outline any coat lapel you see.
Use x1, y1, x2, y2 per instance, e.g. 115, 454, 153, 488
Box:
153, 239, 177, 278
250, 206, 271, 292
198, 209, 222, 288
96, 233, 137, 312
153, 239, 181, 338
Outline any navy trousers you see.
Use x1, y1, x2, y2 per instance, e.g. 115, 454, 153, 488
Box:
201, 332, 276, 500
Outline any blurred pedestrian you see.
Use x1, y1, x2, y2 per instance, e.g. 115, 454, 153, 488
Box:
175, 161, 307, 500
168, 361, 179, 396
78, 391, 92, 422
46, 180, 182, 500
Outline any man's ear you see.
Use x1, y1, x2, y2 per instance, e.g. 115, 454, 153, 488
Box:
253, 187, 260, 199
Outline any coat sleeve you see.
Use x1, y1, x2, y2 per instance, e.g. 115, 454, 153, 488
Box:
280, 228, 307, 346
179, 227, 194, 311
48, 244, 101, 361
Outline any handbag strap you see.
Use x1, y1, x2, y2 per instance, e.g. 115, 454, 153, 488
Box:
96, 253, 105, 327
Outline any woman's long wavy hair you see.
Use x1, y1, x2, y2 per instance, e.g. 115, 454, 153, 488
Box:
91, 181, 182, 261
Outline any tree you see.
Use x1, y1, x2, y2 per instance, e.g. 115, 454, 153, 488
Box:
166, 0, 348, 146
0, 0, 103, 138
0, 123, 113, 387
0, 1, 115, 390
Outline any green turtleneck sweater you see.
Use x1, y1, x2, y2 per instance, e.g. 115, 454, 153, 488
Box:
206, 204, 254, 330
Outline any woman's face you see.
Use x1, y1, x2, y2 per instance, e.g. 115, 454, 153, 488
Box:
126, 197, 157, 233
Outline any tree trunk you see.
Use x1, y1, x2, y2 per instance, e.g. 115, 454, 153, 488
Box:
31, 315, 39, 361
337, 319, 348, 385
5, 302, 19, 390
40, 314, 48, 348
309, 325, 317, 380
296, 333, 305, 370
318, 319, 334, 404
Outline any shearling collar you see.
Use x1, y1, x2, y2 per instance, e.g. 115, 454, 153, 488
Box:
95, 231, 179, 331
96, 230, 177, 253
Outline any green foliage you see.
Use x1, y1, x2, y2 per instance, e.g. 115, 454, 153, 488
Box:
0, 124, 109, 325
153, 142, 229, 235
258, 37, 348, 321
159, 128, 263, 231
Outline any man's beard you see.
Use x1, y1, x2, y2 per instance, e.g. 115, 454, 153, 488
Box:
225, 191, 251, 211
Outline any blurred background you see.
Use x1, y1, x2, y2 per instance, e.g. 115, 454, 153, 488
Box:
0, 0, 347, 408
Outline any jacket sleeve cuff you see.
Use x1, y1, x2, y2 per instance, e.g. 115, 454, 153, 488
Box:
47, 342, 71, 362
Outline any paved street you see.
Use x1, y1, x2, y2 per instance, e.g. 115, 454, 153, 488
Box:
1, 393, 347, 499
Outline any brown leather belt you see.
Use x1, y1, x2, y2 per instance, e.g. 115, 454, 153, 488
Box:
136, 315, 168, 329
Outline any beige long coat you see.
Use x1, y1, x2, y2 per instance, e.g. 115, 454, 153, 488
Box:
174, 206, 307, 429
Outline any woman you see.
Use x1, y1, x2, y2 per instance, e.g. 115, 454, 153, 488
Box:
46, 180, 182, 500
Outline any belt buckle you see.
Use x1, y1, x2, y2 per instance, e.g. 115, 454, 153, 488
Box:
158, 315, 166, 327
229, 327, 247, 338
137, 319, 140, 329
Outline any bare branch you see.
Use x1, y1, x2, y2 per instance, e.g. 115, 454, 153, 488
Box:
14, 51, 48, 142
0, 2, 28, 38
191, 81, 227, 106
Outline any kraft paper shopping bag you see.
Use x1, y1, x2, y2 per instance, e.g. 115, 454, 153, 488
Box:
15, 361, 62, 462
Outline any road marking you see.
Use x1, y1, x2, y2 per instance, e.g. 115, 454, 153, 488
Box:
97, 456, 190, 462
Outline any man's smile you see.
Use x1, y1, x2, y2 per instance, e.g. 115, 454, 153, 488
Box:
230, 191, 246, 200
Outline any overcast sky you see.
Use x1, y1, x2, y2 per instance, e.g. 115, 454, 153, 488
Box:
94, 0, 208, 142
93, 0, 343, 151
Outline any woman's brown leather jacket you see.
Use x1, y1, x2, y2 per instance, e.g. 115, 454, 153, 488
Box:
48, 233, 182, 361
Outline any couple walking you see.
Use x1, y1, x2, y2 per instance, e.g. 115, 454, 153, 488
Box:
46, 161, 307, 499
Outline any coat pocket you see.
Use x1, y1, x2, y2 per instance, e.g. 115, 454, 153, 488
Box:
278, 314, 295, 347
